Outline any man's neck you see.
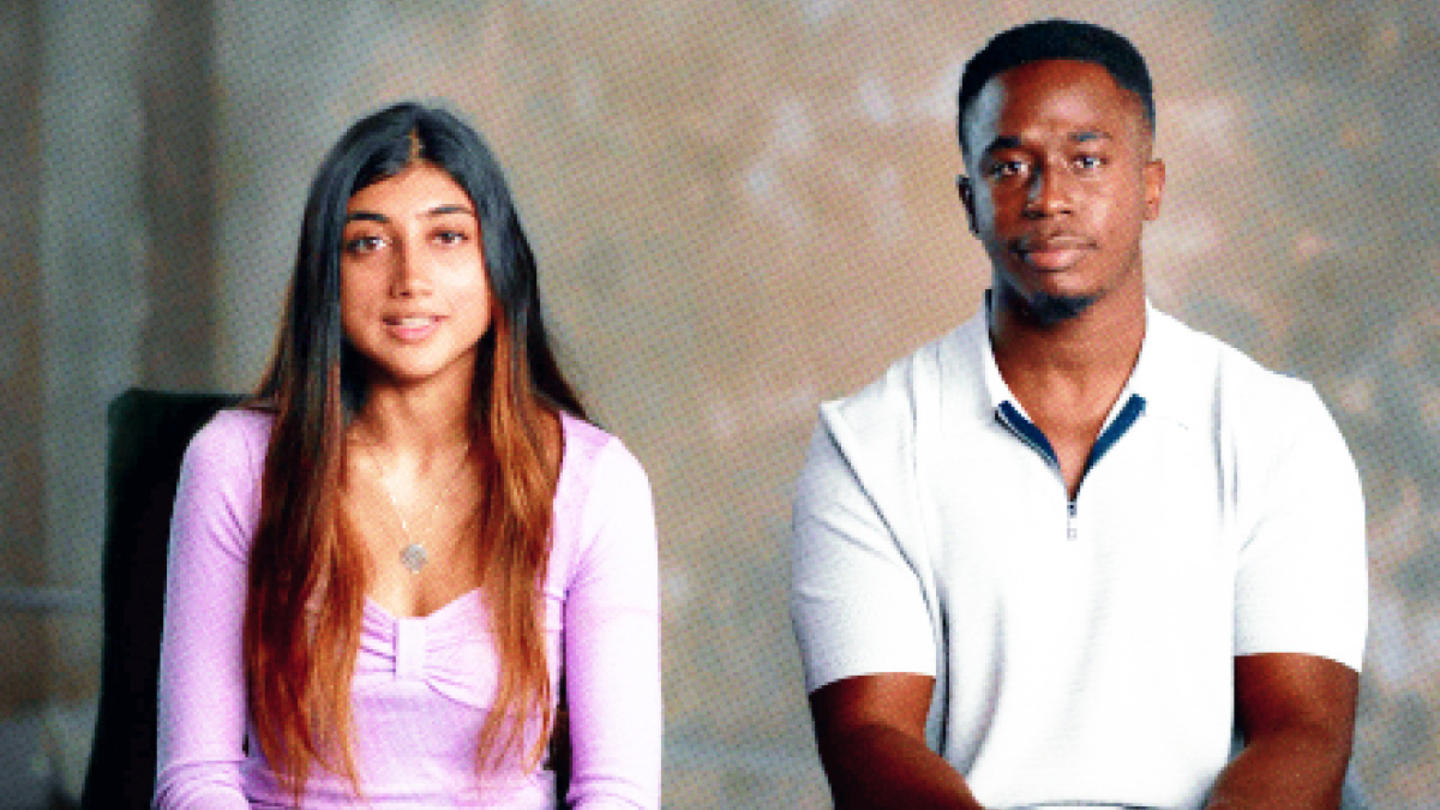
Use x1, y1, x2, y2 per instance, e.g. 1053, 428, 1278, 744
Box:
987, 281, 1147, 497
988, 281, 1146, 410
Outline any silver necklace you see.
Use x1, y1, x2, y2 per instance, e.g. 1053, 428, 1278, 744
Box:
356, 434, 474, 574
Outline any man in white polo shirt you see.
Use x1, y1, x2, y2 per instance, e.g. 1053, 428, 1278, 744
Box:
790, 19, 1366, 810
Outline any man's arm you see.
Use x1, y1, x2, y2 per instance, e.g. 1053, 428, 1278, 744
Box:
1205, 653, 1358, 809
810, 674, 985, 810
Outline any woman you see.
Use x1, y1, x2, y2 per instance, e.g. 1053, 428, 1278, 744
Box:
154, 102, 660, 808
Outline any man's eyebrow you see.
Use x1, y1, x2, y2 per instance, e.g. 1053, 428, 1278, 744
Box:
980, 131, 1115, 155
982, 135, 1022, 155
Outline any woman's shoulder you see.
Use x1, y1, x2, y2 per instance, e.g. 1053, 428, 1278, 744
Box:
552, 412, 656, 575
559, 411, 646, 485
181, 406, 274, 484
559, 409, 613, 453
190, 404, 273, 447
554, 412, 652, 539
170, 407, 273, 558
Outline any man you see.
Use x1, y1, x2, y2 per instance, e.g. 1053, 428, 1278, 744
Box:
790, 19, 1366, 809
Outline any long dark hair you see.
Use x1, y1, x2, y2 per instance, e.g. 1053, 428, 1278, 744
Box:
245, 102, 584, 800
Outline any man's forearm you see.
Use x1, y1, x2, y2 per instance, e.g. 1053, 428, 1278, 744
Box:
1205, 724, 1351, 809
820, 723, 985, 810
1210, 653, 1359, 809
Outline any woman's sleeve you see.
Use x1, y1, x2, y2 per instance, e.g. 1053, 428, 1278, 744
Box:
563, 440, 662, 809
152, 414, 258, 809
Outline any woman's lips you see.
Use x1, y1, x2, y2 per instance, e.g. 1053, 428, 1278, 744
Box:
383, 315, 442, 342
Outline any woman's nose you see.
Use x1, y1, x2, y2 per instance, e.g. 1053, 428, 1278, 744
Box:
389, 241, 435, 297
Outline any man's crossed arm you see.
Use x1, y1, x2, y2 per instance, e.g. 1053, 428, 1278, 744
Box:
809, 654, 1357, 810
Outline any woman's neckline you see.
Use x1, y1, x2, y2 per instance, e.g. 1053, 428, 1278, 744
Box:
363, 586, 482, 622
359, 410, 583, 621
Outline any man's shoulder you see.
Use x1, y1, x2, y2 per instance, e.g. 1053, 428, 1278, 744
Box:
1150, 308, 1330, 438
821, 315, 984, 439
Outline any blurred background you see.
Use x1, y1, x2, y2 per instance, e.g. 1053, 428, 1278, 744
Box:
2, 0, 1437, 807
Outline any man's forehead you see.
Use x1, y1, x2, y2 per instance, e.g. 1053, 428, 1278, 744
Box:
963, 59, 1149, 151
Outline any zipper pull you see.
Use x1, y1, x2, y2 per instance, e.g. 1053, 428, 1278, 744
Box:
1066, 501, 1078, 541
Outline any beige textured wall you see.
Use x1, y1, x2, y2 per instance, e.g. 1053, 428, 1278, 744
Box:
9, 0, 1439, 805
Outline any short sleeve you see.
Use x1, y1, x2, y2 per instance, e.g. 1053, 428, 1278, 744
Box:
563, 440, 662, 809
1234, 386, 1368, 671
790, 420, 936, 693
153, 411, 263, 809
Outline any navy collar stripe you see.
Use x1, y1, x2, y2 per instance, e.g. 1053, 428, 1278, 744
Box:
994, 393, 1148, 477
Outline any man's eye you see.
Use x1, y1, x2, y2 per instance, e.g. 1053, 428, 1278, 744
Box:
1074, 155, 1105, 170
990, 160, 1026, 178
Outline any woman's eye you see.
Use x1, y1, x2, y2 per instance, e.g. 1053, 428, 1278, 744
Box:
344, 235, 384, 254
435, 230, 467, 246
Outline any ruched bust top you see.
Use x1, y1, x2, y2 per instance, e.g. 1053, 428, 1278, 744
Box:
153, 408, 660, 808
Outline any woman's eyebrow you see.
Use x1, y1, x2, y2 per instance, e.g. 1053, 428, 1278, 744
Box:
422, 203, 474, 217
344, 204, 474, 223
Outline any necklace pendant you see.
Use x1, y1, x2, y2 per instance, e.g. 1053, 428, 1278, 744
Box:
399, 543, 428, 574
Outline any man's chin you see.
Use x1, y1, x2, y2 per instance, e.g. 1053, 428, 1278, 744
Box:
1020, 290, 1098, 326
991, 270, 1106, 327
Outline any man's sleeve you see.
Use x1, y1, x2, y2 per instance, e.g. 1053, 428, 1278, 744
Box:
1234, 385, 1368, 671
790, 417, 936, 693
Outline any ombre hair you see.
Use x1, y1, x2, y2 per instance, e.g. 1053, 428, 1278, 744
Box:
245, 101, 584, 800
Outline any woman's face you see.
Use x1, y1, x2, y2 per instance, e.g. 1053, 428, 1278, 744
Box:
339, 164, 491, 390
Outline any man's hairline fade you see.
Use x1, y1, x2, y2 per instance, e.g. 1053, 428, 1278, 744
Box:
956, 18, 1156, 161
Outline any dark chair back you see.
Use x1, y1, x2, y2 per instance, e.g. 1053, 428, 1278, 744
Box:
81, 389, 242, 810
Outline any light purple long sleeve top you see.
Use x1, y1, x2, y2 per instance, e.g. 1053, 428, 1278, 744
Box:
154, 409, 661, 808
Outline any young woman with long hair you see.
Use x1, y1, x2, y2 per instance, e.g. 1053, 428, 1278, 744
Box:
154, 102, 660, 808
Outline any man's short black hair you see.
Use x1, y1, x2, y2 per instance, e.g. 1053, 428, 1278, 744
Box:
957, 19, 1154, 158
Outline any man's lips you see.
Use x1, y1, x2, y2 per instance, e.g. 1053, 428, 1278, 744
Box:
1010, 234, 1096, 270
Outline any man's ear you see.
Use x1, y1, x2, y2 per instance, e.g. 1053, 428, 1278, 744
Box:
957, 175, 979, 235
1143, 158, 1165, 221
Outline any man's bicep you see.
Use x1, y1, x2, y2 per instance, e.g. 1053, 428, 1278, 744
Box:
810, 673, 937, 741
790, 424, 935, 693
1233, 653, 1358, 742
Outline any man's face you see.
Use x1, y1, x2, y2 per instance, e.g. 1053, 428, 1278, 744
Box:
959, 59, 1164, 323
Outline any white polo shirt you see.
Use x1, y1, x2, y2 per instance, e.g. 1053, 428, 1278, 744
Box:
790, 301, 1367, 809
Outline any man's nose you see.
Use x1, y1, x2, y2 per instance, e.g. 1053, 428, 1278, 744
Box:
1024, 166, 1074, 218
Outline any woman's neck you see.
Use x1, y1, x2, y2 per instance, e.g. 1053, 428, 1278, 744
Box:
350, 377, 475, 464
